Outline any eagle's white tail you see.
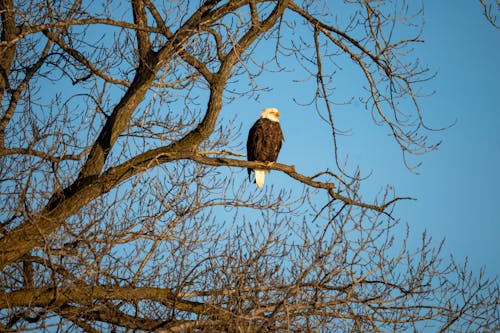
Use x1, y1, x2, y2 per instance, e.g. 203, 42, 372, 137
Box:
254, 169, 265, 188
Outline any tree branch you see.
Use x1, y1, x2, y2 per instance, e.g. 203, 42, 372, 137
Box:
0, 285, 209, 314
42, 29, 130, 86
132, 0, 152, 62
0, 0, 16, 101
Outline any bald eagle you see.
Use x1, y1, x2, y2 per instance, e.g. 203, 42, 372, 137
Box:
247, 108, 284, 188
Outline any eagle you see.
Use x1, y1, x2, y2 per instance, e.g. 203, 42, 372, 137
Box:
246, 108, 284, 188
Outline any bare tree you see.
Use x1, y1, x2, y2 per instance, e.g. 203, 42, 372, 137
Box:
1, 0, 498, 332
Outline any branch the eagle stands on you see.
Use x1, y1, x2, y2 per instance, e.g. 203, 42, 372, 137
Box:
194, 152, 410, 212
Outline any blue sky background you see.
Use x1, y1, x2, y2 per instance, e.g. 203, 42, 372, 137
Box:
225, 1, 499, 280
394, 1, 500, 278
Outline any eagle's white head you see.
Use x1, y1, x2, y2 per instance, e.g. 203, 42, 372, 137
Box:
260, 107, 281, 122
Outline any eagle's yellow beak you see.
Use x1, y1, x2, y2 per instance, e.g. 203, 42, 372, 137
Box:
274, 110, 281, 117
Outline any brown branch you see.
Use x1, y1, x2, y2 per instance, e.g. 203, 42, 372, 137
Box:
479, 0, 500, 28
180, 153, 407, 213
58, 304, 164, 332
132, 0, 151, 63
42, 29, 130, 87
175, 0, 289, 150
0, 147, 90, 161
0, 18, 163, 53
77, 0, 225, 180
76, 64, 157, 179
0, 0, 16, 100
287, 2, 391, 75
144, 0, 215, 82
289, 2, 434, 161
0, 285, 209, 314
0, 39, 52, 148
143, 0, 172, 37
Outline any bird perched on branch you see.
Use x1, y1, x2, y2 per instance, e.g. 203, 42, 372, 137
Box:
246, 108, 284, 188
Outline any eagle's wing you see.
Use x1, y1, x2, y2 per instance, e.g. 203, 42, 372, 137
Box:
247, 119, 265, 180
247, 119, 284, 182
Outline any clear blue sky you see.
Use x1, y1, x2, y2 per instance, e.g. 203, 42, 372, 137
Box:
397, 2, 500, 278
227, 1, 500, 280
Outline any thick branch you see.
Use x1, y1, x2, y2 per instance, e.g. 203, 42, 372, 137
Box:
0, 0, 16, 99
0, 285, 208, 314
186, 154, 406, 212
58, 304, 164, 331
176, 0, 289, 150
77, 0, 223, 179
77, 63, 157, 179
132, 0, 151, 62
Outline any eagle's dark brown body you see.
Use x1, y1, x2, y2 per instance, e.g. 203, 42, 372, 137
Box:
246, 117, 283, 185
